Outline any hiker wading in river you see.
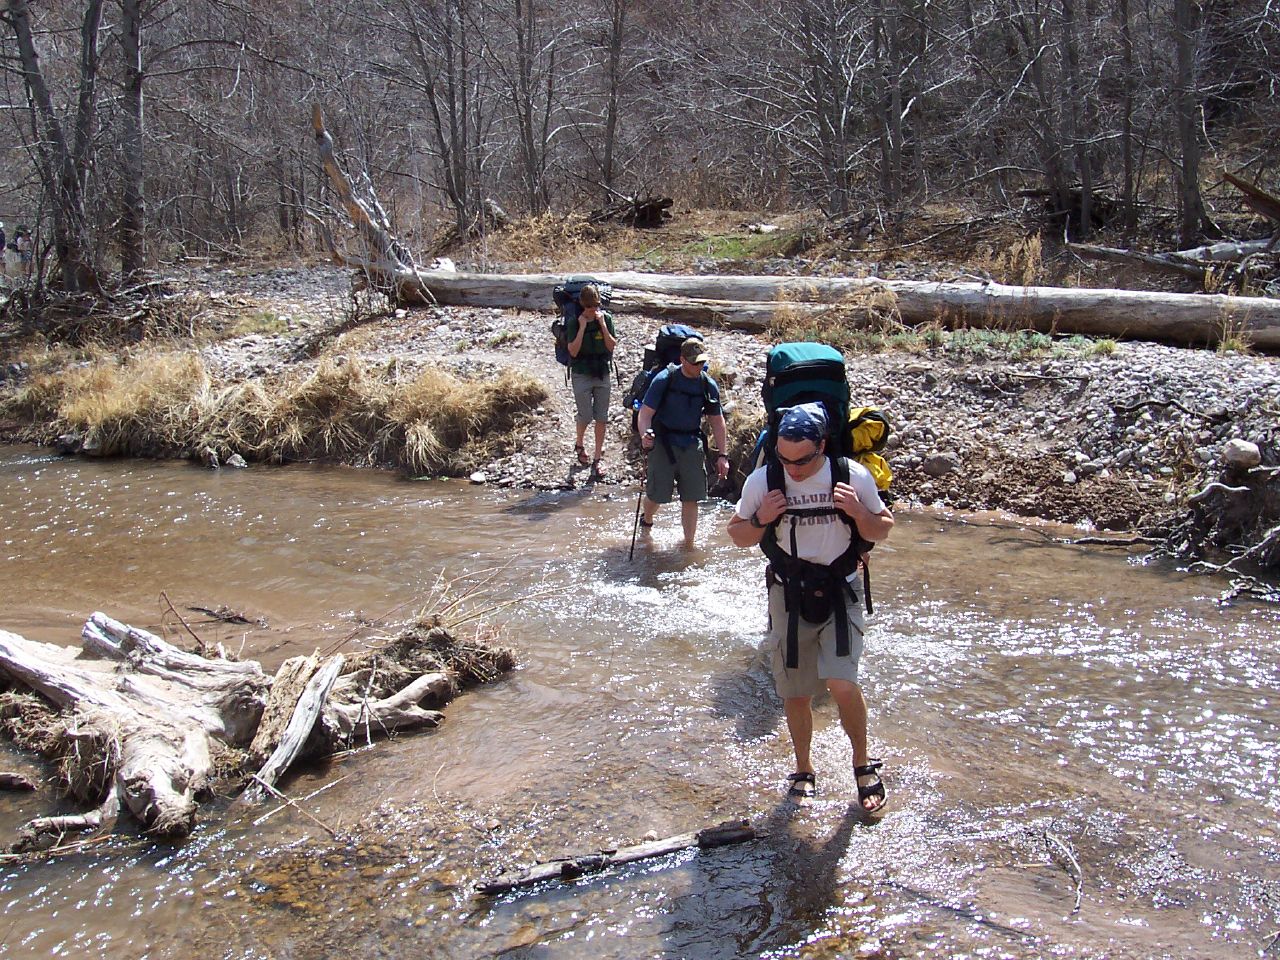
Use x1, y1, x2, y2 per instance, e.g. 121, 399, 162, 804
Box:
637, 338, 729, 545
727, 402, 894, 812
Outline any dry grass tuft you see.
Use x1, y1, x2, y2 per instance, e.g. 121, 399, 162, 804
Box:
770, 284, 906, 353
481, 212, 602, 265
2, 349, 548, 475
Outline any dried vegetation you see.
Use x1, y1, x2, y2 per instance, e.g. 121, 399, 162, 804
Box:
2, 348, 547, 475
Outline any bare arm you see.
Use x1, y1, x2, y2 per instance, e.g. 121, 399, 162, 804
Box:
726, 489, 787, 548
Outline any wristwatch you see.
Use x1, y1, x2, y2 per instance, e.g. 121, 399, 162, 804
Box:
748, 512, 766, 529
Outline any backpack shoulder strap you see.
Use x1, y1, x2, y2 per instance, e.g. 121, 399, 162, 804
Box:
832, 456, 851, 488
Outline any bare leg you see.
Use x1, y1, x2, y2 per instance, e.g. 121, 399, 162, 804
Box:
783, 696, 815, 774
641, 496, 658, 526
826, 679, 870, 767
681, 500, 699, 543
828, 678, 882, 811
592, 420, 606, 461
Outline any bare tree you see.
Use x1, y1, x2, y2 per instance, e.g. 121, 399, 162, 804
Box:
4, 0, 105, 291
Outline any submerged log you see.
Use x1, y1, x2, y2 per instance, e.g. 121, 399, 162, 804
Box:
0, 772, 37, 791
475, 820, 758, 895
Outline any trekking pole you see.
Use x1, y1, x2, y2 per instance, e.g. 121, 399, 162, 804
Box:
629, 454, 648, 561
628, 484, 644, 560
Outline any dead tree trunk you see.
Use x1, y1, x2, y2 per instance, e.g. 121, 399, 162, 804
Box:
372, 267, 1280, 351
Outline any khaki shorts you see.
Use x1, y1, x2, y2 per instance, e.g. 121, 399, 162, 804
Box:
767, 581, 864, 699
645, 440, 707, 503
571, 371, 611, 424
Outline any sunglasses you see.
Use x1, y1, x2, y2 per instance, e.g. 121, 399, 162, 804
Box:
776, 447, 822, 467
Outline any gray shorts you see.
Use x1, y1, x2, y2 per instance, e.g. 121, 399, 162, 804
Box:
571, 370, 611, 424
645, 440, 707, 503
767, 581, 864, 699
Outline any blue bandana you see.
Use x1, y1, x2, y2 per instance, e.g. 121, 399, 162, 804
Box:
776, 402, 829, 442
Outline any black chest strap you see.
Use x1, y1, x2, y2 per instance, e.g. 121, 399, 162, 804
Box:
760, 457, 874, 670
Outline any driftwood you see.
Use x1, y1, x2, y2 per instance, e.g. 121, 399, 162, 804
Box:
588, 194, 673, 228
236, 654, 344, 807
475, 820, 758, 895
0, 611, 506, 844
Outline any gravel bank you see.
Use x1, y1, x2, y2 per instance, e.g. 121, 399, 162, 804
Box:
3, 263, 1270, 541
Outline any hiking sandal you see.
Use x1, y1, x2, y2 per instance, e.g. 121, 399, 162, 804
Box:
786, 771, 816, 799
854, 760, 886, 814
591, 458, 608, 479
574, 444, 589, 466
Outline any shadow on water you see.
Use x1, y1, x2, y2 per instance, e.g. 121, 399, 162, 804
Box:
705, 659, 783, 744
744, 802, 868, 955
499, 486, 595, 519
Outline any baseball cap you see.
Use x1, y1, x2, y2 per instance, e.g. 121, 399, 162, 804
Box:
680, 339, 708, 365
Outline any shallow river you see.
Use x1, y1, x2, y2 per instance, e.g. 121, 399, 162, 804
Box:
0, 447, 1277, 959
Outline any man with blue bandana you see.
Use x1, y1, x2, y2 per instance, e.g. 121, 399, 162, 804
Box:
727, 402, 894, 813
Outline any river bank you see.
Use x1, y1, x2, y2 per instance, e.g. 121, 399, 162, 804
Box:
3, 261, 1279, 543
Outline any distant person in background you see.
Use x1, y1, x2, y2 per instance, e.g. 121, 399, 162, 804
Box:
15, 227, 32, 278
566, 283, 618, 479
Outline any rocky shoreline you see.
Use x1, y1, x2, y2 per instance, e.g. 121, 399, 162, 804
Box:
7, 263, 1280, 544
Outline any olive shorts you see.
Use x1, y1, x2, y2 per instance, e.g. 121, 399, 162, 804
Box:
645, 441, 708, 503
767, 581, 864, 699
571, 371, 611, 425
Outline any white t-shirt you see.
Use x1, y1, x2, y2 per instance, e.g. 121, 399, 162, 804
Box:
735, 457, 885, 566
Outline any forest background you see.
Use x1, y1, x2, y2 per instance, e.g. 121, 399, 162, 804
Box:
1, 0, 1278, 292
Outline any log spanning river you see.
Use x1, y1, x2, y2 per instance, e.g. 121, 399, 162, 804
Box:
0, 446, 1277, 959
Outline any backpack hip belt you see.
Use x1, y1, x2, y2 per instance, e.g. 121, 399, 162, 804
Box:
761, 501, 873, 671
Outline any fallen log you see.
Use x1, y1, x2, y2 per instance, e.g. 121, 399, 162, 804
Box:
475, 820, 758, 895
1066, 242, 1208, 279
359, 267, 1280, 351
307, 106, 1280, 348
1170, 238, 1278, 264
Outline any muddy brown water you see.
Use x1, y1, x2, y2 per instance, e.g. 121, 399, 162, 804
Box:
1, 445, 1277, 959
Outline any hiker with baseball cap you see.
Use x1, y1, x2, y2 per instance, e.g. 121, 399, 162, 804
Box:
727, 401, 895, 814
635, 337, 730, 545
